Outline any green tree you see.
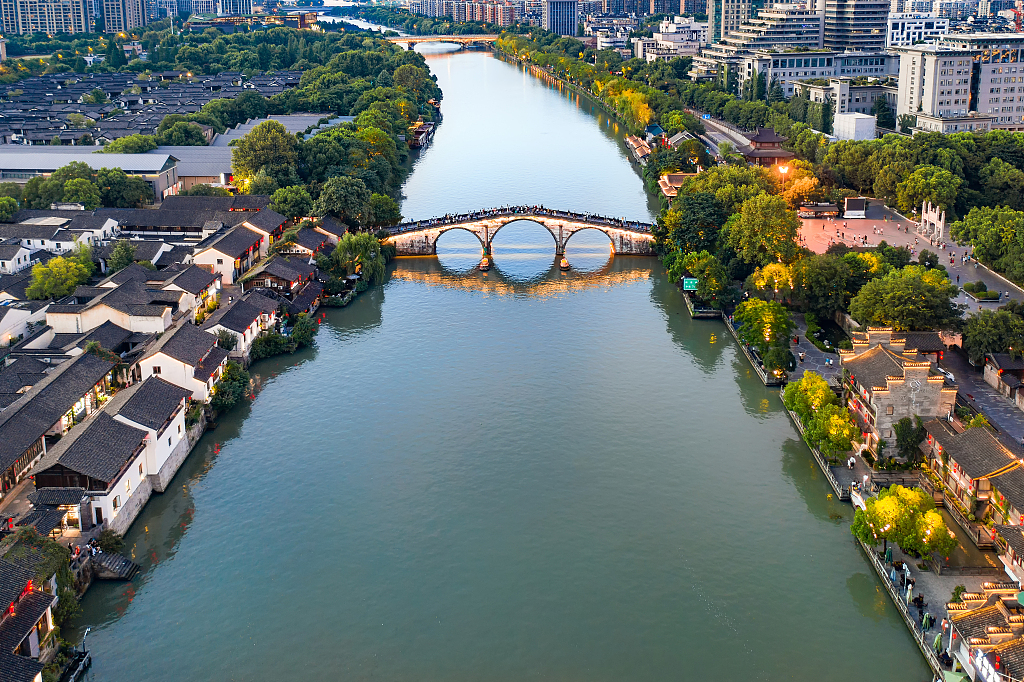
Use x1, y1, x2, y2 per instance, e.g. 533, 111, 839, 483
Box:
96, 168, 152, 208
314, 176, 371, 227
157, 121, 208, 146
961, 309, 1024, 364
733, 298, 794, 355
271, 185, 313, 220
896, 164, 961, 216
725, 193, 799, 266
291, 312, 318, 348
232, 120, 298, 188
247, 169, 279, 196
676, 250, 728, 306
182, 184, 232, 197
783, 371, 837, 423
0, 197, 18, 223
331, 231, 386, 283
659, 192, 725, 254
101, 134, 158, 154
0, 183, 22, 204
894, 416, 926, 461
62, 178, 101, 209
367, 193, 402, 227
210, 360, 251, 413
25, 256, 91, 300
106, 239, 136, 273
851, 485, 957, 557
685, 165, 775, 215
215, 328, 237, 351
871, 97, 896, 129
849, 265, 961, 331
791, 254, 851, 318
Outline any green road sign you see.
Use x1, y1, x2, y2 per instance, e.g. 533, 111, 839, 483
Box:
682, 278, 698, 291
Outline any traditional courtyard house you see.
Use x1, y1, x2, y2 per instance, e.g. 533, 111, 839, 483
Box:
45, 280, 175, 335
0, 302, 48, 348
106, 377, 192, 493
24, 488, 88, 536
314, 217, 346, 244
96, 263, 220, 321
275, 228, 330, 258
0, 359, 50, 410
200, 298, 272, 357
984, 354, 1024, 400
137, 320, 227, 402
239, 256, 314, 298
285, 280, 322, 318
839, 327, 957, 457
32, 412, 150, 533
922, 418, 1024, 550
0, 353, 115, 499
0, 242, 32, 276
946, 581, 1024, 680
33, 376, 193, 533
240, 209, 287, 257
0, 559, 58, 680
191, 226, 264, 284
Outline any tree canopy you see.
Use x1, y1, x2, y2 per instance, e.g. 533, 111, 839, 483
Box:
849, 265, 961, 331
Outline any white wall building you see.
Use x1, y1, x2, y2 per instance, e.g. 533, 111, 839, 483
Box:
886, 12, 948, 45
834, 112, 878, 139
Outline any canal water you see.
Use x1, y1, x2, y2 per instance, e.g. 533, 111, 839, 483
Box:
73, 46, 931, 681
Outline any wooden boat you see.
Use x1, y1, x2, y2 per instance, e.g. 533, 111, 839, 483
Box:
559, 257, 570, 271
479, 257, 490, 271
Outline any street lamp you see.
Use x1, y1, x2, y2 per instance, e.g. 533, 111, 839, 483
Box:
778, 165, 789, 193
81, 627, 91, 653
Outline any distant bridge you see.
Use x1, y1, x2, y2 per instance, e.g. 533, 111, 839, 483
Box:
385, 207, 657, 256
386, 34, 499, 49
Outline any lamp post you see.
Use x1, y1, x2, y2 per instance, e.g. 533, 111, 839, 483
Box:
778, 165, 789, 193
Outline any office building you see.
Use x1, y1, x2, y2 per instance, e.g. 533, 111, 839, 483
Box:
894, 33, 1024, 132
543, 0, 577, 34
217, 0, 249, 14
1, 0, 90, 34
692, 4, 824, 84
408, 0, 517, 24
708, 0, 756, 43
886, 12, 947, 45
633, 15, 707, 60
824, 0, 889, 51
103, 0, 144, 31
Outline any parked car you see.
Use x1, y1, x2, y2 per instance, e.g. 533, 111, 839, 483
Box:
938, 368, 955, 384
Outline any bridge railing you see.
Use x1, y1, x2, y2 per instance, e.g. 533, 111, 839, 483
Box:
386, 206, 656, 236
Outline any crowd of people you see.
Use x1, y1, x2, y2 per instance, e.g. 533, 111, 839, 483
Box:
389, 205, 655, 234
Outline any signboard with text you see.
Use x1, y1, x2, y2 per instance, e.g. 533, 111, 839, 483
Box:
682, 278, 698, 291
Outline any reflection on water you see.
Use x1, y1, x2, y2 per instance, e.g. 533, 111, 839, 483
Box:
848, 572, 892, 623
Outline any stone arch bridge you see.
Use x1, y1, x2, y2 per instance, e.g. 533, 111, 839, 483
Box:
385, 207, 657, 257
387, 35, 499, 50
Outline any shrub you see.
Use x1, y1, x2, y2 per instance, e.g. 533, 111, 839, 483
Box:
96, 529, 124, 554
210, 361, 251, 413
250, 332, 293, 360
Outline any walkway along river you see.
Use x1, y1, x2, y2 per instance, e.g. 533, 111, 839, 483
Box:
69, 44, 932, 681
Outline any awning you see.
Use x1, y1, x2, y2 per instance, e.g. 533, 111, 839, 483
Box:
943, 671, 969, 682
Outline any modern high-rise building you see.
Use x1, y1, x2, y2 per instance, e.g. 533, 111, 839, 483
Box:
103, 0, 144, 31
894, 33, 1024, 132
1, 0, 90, 34
707, 0, 758, 43
885, 11, 947, 45
542, 0, 577, 34
823, 0, 889, 51
217, 0, 249, 14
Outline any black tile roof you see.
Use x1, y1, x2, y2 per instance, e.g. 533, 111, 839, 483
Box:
204, 226, 262, 259
148, 321, 215, 367
163, 266, 218, 295
26, 488, 85, 506
194, 346, 228, 382
211, 300, 261, 334
0, 353, 114, 475
0, 561, 33, 614
842, 345, 929, 391
288, 281, 322, 317
50, 412, 146, 484
15, 508, 65, 536
242, 209, 286, 234
159, 196, 234, 212
0, 589, 53, 679
317, 217, 347, 238
290, 228, 330, 252
925, 419, 1024, 512
990, 353, 1024, 371
114, 377, 190, 431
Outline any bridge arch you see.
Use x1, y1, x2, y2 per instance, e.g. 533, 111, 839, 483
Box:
562, 226, 616, 251
487, 218, 559, 250
433, 225, 486, 254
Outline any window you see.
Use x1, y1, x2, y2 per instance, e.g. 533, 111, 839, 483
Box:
168, 437, 171, 446
138, 463, 143, 475
178, 424, 182, 434
152, 366, 161, 375
216, 258, 224, 265
126, 478, 131, 493
886, 406, 894, 415
112, 496, 120, 510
